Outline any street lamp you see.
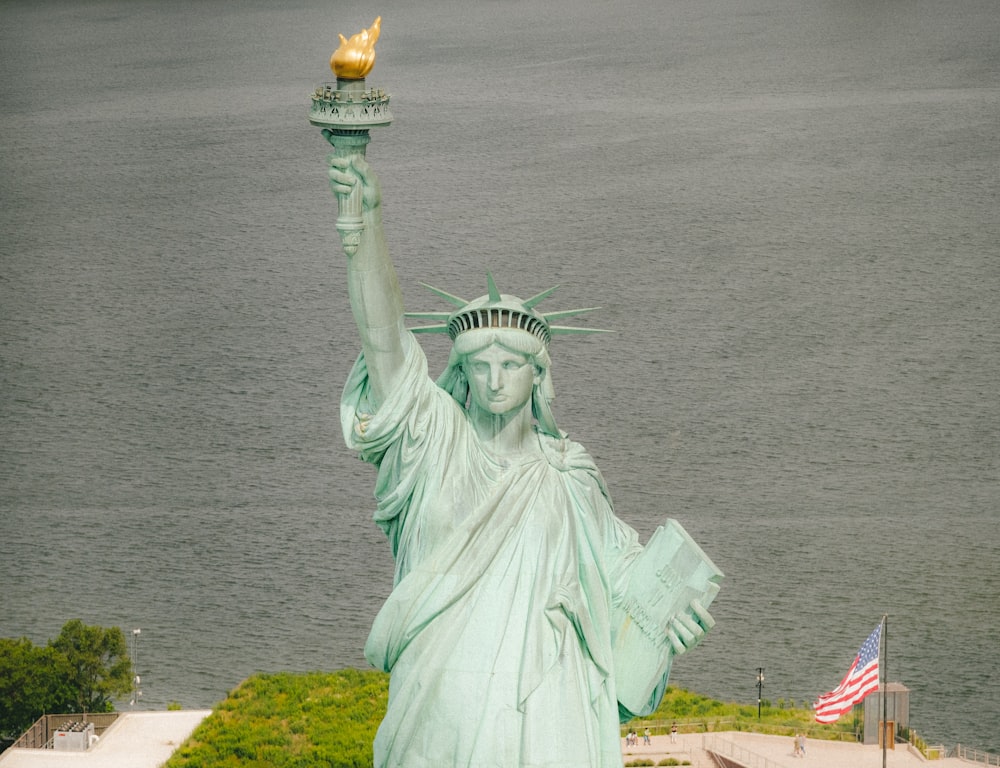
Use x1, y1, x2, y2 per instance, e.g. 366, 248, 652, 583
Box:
756, 667, 765, 719
130, 629, 142, 708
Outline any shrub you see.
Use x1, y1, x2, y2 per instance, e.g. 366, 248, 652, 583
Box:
163, 670, 387, 768
161, 672, 857, 766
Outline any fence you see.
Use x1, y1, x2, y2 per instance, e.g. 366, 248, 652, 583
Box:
904, 727, 998, 765
951, 745, 1000, 766
702, 734, 785, 768
10, 712, 120, 750
626, 717, 858, 743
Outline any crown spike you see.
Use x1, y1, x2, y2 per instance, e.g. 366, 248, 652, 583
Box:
523, 285, 559, 309
486, 273, 502, 302
550, 326, 613, 335
405, 311, 452, 321
407, 276, 610, 343
419, 283, 467, 308
542, 307, 601, 322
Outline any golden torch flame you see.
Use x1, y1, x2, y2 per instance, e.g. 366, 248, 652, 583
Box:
330, 17, 381, 79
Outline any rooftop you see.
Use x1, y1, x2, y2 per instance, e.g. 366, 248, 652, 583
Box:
0, 711, 210, 768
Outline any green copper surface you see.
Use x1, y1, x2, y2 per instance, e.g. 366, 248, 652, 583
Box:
316, 68, 721, 765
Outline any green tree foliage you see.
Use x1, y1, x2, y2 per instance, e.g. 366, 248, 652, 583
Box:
0, 620, 133, 738
50, 620, 132, 713
0, 638, 73, 737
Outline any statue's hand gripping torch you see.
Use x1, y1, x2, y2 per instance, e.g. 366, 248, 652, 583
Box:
323, 129, 369, 255
309, 17, 391, 257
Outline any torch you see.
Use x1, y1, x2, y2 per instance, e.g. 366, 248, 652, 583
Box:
309, 17, 392, 255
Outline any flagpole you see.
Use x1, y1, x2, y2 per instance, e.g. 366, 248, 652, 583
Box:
882, 613, 888, 768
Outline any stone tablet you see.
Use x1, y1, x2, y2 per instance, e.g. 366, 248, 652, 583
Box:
612, 519, 724, 714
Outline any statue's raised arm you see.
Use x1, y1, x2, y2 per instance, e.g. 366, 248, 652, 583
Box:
326, 150, 405, 405
311, 27, 722, 764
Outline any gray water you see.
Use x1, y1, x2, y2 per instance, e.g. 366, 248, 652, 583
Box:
1, 0, 998, 753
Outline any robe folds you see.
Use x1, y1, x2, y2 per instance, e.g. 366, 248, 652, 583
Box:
342, 333, 645, 768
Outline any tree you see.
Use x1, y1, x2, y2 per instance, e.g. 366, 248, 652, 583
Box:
49, 620, 132, 713
0, 638, 73, 738
0, 620, 133, 739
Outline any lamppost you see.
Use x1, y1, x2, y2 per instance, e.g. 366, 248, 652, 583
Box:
130, 628, 142, 708
756, 667, 764, 719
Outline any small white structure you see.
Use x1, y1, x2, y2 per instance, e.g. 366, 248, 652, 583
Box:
52, 722, 94, 752
0, 710, 211, 768
863, 681, 911, 745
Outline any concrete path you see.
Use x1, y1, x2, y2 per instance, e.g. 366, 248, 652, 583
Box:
622, 730, 972, 768
0, 711, 211, 768
1, 714, 977, 768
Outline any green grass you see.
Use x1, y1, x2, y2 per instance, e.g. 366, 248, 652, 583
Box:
164, 669, 386, 768
639, 687, 858, 740
164, 671, 855, 767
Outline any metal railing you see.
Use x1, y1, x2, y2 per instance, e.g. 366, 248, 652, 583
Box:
951, 745, 1000, 766
627, 717, 858, 743
903, 726, 998, 765
10, 712, 119, 750
702, 734, 786, 768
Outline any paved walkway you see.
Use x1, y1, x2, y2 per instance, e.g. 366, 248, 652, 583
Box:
0, 711, 211, 768
0, 714, 977, 768
622, 730, 972, 768
721, 731, 970, 767
622, 731, 707, 765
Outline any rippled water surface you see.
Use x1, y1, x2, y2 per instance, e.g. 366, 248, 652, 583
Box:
2, 0, 998, 752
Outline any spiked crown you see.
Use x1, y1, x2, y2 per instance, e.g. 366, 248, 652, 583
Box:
405, 274, 609, 345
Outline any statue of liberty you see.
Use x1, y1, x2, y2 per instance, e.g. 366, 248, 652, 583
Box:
324, 114, 721, 763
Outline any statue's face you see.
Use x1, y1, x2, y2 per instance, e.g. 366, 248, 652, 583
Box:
463, 344, 539, 417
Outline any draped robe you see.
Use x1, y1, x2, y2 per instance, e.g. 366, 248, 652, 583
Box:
342, 333, 645, 768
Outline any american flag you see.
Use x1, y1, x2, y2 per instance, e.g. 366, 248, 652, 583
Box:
814, 622, 882, 724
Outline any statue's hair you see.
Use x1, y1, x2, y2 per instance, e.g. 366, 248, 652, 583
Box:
410, 275, 609, 438
435, 328, 560, 437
